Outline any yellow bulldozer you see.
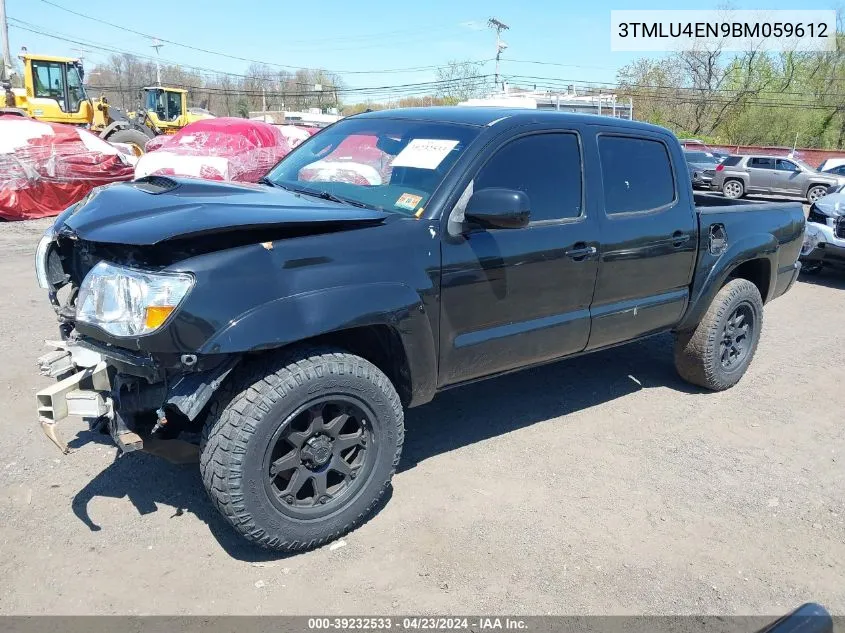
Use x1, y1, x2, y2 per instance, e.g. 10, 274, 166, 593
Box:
0, 52, 213, 153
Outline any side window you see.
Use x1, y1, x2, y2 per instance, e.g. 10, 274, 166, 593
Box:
776, 159, 798, 172
32, 62, 66, 106
598, 135, 675, 215
474, 133, 582, 222
749, 157, 775, 169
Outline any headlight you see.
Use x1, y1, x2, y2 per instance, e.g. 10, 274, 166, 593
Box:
76, 262, 194, 337
801, 225, 821, 256
34, 228, 55, 290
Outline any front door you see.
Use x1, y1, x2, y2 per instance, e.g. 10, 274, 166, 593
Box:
439, 129, 600, 386
772, 158, 804, 195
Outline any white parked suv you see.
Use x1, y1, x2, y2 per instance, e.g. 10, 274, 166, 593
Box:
801, 184, 845, 274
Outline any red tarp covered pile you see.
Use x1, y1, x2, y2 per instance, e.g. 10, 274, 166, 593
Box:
299, 134, 392, 185
0, 116, 136, 221
135, 118, 309, 183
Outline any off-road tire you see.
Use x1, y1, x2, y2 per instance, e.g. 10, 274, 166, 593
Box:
107, 128, 151, 155
200, 348, 404, 551
674, 278, 763, 391
722, 179, 745, 199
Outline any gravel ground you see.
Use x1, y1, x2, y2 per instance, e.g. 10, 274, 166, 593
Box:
0, 216, 842, 616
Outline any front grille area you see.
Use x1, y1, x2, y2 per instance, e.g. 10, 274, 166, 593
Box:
835, 217, 845, 240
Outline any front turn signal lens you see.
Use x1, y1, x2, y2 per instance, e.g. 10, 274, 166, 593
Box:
144, 306, 175, 330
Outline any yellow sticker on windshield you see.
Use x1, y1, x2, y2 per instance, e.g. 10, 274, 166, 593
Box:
396, 193, 423, 211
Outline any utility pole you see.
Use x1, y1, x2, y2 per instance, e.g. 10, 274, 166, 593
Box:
150, 39, 163, 85
487, 17, 509, 90
71, 47, 90, 64
0, 0, 11, 83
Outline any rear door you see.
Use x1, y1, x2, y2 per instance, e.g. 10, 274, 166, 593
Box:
586, 130, 697, 350
439, 127, 600, 385
746, 157, 776, 192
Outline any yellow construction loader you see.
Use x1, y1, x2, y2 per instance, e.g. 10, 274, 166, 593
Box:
1, 52, 212, 153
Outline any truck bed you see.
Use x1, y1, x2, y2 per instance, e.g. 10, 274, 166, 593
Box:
678, 192, 806, 331
693, 192, 803, 212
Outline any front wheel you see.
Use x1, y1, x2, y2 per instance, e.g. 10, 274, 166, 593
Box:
722, 179, 745, 199
200, 349, 404, 551
807, 186, 828, 204
674, 278, 763, 391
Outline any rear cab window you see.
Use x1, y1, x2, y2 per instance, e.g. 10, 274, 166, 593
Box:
598, 135, 675, 215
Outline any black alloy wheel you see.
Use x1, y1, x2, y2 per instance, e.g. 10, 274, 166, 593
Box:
719, 302, 754, 372
263, 398, 375, 517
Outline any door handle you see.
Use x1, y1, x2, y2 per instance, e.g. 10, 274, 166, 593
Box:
565, 244, 597, 260
671, 231, 691, 247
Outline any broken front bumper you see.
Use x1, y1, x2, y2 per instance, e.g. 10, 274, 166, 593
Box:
35, 338, 238, 455
36, 341, 143, 454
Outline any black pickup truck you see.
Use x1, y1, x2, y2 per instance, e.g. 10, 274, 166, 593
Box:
34, 107, 805, 551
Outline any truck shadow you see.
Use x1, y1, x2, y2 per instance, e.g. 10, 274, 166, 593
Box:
400, 332, 698, 473
69, 332, 699, 561
797, 271, 845, 290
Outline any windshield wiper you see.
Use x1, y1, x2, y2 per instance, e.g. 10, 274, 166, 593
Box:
259, 178, 376, 210
257, 176, 283, 189
293, 187, 374, 209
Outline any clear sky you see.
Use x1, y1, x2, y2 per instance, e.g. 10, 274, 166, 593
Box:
5, 0, 841, 92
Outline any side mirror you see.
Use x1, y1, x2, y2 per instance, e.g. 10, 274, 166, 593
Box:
464, 188, 530, 230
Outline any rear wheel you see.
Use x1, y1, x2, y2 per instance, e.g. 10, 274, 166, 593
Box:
807, 185, 828, 204
200, 348, 404, 551
674, 278, 763, 391
106, 128, 151, 156
722, 179, 745, 199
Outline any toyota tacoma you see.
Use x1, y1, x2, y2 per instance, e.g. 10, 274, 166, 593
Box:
34, 108, 805, 551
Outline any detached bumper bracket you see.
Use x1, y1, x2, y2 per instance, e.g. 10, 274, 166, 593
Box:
36, 361, 111, 453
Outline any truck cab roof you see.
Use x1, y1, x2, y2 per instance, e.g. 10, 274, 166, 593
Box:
352, 106, 670, 135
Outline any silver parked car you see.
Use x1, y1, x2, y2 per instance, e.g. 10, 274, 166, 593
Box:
711, 155, 845, 202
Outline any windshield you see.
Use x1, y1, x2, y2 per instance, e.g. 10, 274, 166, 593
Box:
685, 151, 717, 164
265, 117, 481, 215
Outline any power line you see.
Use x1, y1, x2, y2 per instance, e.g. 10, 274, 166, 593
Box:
34, 0, 485, 74
11, 19, 490, 86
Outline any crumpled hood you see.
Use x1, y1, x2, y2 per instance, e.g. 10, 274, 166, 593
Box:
813, 192, 845, 217
57, 177, 390, 245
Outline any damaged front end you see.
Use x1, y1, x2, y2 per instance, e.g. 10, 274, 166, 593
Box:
36, 337, 237, 455
34, 212, 239, 457
33, 177, 389, 457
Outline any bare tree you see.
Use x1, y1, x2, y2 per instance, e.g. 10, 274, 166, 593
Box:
435, 60, 487, 103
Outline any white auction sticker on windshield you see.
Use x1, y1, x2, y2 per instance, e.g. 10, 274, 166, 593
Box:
391, 139, 459, 170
